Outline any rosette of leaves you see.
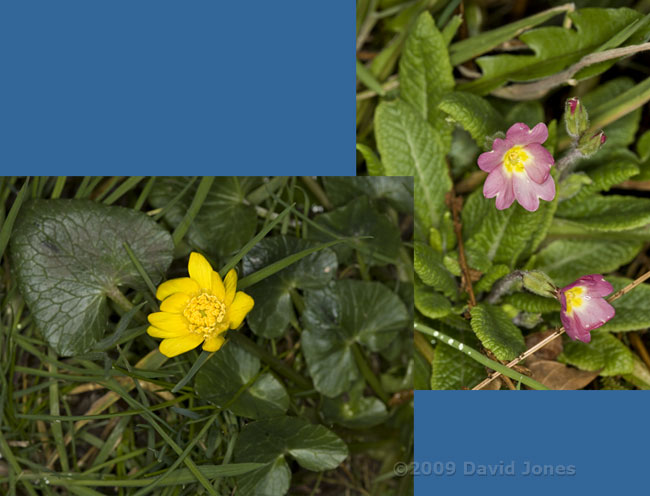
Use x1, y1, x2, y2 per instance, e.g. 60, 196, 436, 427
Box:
359, 5, 650, 389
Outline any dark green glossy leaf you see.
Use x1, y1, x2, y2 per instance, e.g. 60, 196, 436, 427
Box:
10, 200, 173, 356
311, 196, 401, 265
321, 176, 413, 213
321, 380, 388, 429
302, 280, 409, 397
194, 341, 289, 419
149, 177, 259, 260
234, 416, 348, 495
242, 236, 337, 338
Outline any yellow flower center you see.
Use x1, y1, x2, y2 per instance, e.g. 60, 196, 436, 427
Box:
183, 293, 227, 337
503, 146, 528, 174
564, 286, 584, 315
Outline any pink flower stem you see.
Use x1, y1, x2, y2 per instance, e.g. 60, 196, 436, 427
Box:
472, 268, 650, 390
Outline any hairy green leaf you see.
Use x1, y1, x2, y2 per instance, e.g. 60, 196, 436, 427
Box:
465, 199, 553, 272
438, 91, 505, 150
10, 200, 173, 356
414, 242, 456, 297
431, 332, 486, 390
504, 292, 561, 313
356, 143, 385, 176
527, 239, 641, 286
599, 277, 650, 333
470, 303, 525, 361
415, 283, 451, 320
474, 264, 510, 294
459, 8, 646, 95
399, 11, 454, 143
556, 195, 650, 232
559, 332, 635, 376
375, 98, 452, 239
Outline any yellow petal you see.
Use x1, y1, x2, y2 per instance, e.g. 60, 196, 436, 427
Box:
202, 334, 226, 352
156, 277, 199, 301
224, 269, 238, 306
148, 312, 189, 333
147, 325, 190, 339
188, 252, 214, 290
159, 334, 204, 357
159, 293, 191, 313
229, 291, 254, 329
211, 270, 226, 301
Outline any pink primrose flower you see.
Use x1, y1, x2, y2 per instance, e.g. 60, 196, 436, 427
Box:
478, 122, 555, 212
559, 275, 615, 343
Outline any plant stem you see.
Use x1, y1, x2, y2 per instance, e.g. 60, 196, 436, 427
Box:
351, 343, 390, 404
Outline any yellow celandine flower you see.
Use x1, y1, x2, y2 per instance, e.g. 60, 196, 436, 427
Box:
147, 252, 254, 357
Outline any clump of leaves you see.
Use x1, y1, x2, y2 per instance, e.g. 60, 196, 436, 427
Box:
0, 176, 413, 495
357, 2, 650, 390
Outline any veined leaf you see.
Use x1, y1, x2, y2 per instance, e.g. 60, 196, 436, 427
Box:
449, 3, 574, 65
399, 11, 454, 142
474, 264, 509, 294
375, 98, 452, 239
555, 195, 650, 232
527, 239, 641, 286
464, 198, 553, 272
470, 303, 525, 361
559, 332, 635, 376
598, 277, 650, 333
414, 242, 456, 297
234, 416, 347, 496
10, 200, 173, 356
415, 284, 451, 320
438, 91, 505, 150
431, 331, 486, 390
459, 8, 646, 95
356, 143, 385, 176
504, 292, 561, 314
194, 341, 289, 419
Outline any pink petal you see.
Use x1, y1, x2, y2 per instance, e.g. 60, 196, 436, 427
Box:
507, 122, 549, 146
572, 297, 615, 333
570, 275, 614, 298
477, 150, 503, 173
512, 172, 555, 212
523, 143, 554, 183
478, 138, 511, 172
561, 311, 591, 343
484, 167, 515, 210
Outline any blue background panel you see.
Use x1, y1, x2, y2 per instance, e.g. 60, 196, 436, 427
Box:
415, 391, 644, 494
0, 1, 354, 175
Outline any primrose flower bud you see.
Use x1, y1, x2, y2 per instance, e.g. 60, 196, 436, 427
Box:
558, 274, 615, 343
564, 97, 589, 138
577, 130, 606, 157
522, 270, 557, 299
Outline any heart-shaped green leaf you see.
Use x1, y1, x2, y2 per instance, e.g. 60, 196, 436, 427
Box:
321, 380, 388, 428
234, 416, 348, 496
148, 177, 259, 260
302, 280, 410, 397
310, 196, 401, 266
194, 340, 289, 419
10, 199, 173, 356
241, 236, 337, 338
